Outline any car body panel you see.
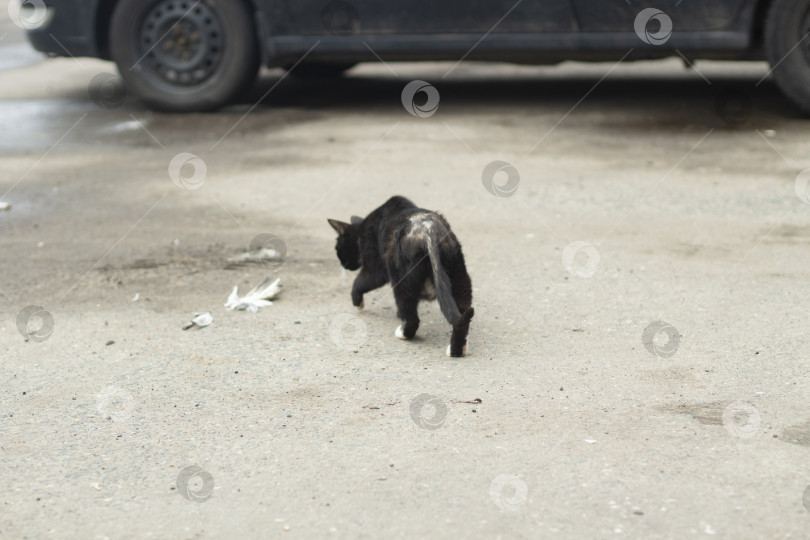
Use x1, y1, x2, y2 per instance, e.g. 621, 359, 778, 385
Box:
572, 0, 753, 32
267, 31, 753, 66
26, 0, 99, 57
275, 0, 577, 35
26, 0, 767, 64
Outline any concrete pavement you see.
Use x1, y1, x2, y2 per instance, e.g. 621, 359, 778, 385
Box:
1, 18, 810, 539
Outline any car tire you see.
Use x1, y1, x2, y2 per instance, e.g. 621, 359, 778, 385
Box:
286, 62, 356, 79
109, 0, 259, 112
765, 0, 810, 115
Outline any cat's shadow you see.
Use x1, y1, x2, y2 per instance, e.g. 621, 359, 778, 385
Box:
347, 291, 448, 342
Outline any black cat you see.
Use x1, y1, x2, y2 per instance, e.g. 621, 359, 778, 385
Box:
328, 196, 474, 357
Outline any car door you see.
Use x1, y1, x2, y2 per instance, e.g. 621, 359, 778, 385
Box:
280, 0, 577, 35
571, 0, 750, 32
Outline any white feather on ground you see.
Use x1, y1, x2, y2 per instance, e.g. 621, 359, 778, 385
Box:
225, 277, 282, 312
182, 312, 213, 330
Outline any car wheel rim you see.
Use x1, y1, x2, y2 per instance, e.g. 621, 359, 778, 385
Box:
138, 0, 224, 87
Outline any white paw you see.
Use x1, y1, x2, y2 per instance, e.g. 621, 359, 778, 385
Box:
446, 345, 452, 357
356, 300, 364, 310
446, 345, 467, 357
395, 325, 407, 340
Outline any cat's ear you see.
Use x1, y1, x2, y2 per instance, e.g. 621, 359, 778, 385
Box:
350, 215, 363, 226
328, 219, 350, 235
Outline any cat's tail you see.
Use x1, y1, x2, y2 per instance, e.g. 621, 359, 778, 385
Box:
426, 230, 462, 325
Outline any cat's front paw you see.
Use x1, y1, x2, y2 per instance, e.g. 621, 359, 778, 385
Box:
355, 300, 364, 310
395, 325, 408, 340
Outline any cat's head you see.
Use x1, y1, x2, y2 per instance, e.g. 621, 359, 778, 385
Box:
327, 216, 364, 271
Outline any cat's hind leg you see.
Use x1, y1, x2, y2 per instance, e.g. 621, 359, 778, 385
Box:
448, 265, 474, 357
448, 308, 474, 356
393, 285, 420, 340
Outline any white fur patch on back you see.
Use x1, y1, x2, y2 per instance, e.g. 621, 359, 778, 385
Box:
407, 213, 434, 239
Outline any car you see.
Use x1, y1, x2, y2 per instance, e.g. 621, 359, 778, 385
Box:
21, 0, 810, 113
